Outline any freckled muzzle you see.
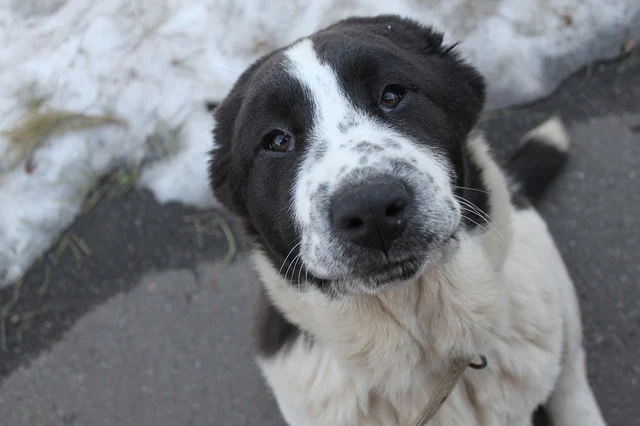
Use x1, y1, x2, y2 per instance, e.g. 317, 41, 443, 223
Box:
297, 142, 461, 290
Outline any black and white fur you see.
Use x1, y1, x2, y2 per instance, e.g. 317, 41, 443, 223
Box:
209, 16, 606, 426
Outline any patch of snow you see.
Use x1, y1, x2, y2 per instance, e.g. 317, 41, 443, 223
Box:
0, 0, 638, 287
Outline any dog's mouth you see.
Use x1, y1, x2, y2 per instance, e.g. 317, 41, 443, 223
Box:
361, 257, 423, 286
321, 254, 425, 290
308, 256, 422, 289
347, 232, 458, 289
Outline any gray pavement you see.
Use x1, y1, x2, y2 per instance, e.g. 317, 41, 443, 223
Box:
0, 52, 638, 425
0, 258, 280, 426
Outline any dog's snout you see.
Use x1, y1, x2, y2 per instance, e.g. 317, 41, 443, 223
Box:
331, 177, 409, 253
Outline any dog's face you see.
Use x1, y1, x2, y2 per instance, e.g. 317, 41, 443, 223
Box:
210, 15, 486, 294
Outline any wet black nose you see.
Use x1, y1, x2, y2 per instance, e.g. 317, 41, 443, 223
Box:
331, 178, 410, 253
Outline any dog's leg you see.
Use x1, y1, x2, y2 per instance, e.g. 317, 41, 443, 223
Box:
545, 347, 607, 426
507, 116, 571, 205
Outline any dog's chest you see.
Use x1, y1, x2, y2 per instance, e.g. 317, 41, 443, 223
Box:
260, 296, 561, 426
261, 330, 560, 426
257, 212, 568, 425
259, 281, 564, 426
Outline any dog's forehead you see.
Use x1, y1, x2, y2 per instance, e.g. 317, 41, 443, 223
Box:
238, 32, 407, 139
282, 39, 353, 133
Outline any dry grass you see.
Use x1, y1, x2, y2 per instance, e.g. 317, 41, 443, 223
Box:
617, 49, 639, 74
46, 232, 90, 270
1, 109, 127, 173
81, 166, 140, 214
143, 118, 185, 165
183, 212, 238, 264
0, 278, 24, 352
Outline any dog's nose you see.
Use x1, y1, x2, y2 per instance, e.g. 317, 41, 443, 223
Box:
331, 178, 410, 253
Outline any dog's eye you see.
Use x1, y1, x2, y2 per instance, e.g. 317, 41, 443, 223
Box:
266, 131, 295, 153
379, 86, 403, 111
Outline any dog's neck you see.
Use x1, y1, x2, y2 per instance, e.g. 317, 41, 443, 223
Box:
252, 132, 514, 389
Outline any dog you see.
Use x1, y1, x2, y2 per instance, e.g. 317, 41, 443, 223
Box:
208, 15, 606, 426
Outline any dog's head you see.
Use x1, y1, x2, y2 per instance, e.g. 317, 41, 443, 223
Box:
209, 15, 486, 294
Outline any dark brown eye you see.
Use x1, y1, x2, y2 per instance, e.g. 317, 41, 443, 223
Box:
379, 87, 403, 111
267, 131, 294, 152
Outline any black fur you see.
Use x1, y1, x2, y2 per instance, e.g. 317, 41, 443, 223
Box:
508, 136, 569, 205
253, 288, 303, 356
209, 15, 488, 293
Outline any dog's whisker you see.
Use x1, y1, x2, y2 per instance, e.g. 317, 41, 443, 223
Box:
293, 255, 304, 292
288, 253, 302, 289
460, 211, 506, 246
297, 255, 305, 290
279, 240, 302, 278
211, 63, 241, 76
463, 201, 506, 244
459, 208, 503, 242
455, 196, 495, 227
453, 185, 491, 195
454, 195, 491, 220
454, 196, 507, 243
284, 252, 301, 283
279, 247, 296, 277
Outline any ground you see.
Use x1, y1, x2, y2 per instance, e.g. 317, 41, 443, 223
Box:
0, 51, 638, 425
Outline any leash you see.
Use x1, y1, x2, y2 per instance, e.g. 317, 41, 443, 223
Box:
410, 355, 488, 426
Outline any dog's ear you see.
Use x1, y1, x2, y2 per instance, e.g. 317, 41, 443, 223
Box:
208, 84, 248, 216
208, 55, 274, 215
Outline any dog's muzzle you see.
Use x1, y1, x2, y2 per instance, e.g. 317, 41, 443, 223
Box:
330, 176, 410, 255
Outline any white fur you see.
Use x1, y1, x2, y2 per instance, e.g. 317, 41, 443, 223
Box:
252, 129, 606, 425
286, 40, 458, 289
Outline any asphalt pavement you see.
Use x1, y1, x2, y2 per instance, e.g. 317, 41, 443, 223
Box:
0, 50, 638, 425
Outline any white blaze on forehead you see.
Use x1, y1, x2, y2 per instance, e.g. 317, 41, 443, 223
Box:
284, 39, 386, 228
284, 39, 352, 138
284, 38, 358, 227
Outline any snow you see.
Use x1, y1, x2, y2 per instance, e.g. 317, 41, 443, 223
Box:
0, 0, 638, 287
